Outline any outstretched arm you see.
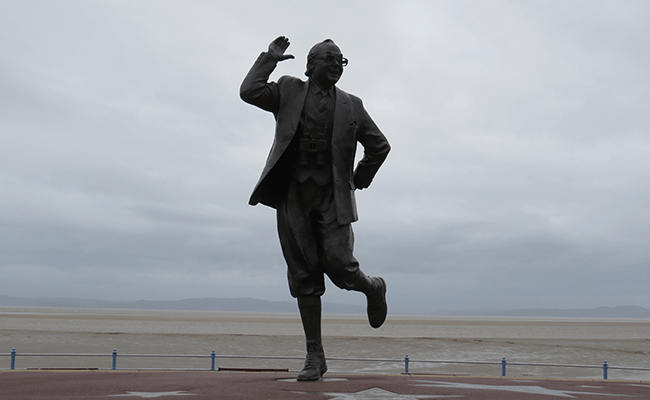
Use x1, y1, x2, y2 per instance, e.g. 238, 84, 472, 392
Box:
240, 36, 294, 114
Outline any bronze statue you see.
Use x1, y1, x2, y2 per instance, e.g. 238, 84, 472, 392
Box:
240, 36, 390, 381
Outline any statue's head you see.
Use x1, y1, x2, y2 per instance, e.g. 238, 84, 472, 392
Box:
305, 39, 348, 89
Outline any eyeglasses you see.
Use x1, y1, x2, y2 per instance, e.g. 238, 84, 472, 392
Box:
314, 54, 348, 67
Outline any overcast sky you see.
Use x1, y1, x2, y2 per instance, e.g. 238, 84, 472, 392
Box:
1, 0, 649, 314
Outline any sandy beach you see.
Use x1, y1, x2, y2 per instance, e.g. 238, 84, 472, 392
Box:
1, 307, 649, 380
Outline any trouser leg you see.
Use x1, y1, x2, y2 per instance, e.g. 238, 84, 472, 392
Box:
317, 219, 388, 328
318, 219, 376, 294
277, 181, 326, 298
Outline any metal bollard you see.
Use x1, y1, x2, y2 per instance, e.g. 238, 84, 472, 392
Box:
10, 348, 16, 370
211, 351, 216, 371
112, 349, 117, 370
404, 355, 409, 374
501, 357, 506, 377
603, 360, 608, 379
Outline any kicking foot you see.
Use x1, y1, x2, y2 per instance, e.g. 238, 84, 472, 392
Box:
366, 277, 387, 328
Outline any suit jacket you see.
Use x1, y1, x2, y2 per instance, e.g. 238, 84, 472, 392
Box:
240, 52, 390, 225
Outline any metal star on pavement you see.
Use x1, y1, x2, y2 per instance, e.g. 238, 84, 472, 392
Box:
414, 380, 632, 398
300, 387, 462, 399
108, 391, 196, 398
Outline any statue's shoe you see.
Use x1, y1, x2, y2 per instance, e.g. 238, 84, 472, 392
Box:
297, 341, 328, 381
367, 277, 387, 328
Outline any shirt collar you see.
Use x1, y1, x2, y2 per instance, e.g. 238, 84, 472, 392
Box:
309, 80, 334, 97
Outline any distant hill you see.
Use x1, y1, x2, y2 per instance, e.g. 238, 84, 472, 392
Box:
2, 296, 649, 318
0, 295, 366, 314
446, 305, 650, 318
490, 305, 650, 318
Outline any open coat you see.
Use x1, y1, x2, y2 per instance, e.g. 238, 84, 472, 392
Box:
240, 52, 390, 225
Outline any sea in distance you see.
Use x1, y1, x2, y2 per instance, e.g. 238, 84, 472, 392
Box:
1, 306, 649, 381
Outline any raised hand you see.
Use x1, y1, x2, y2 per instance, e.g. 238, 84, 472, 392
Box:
268, 36, 295, 62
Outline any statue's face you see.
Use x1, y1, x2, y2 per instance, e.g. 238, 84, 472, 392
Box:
310, 42, 344, 89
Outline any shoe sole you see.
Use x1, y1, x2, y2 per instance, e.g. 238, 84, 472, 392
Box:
296, 364, 328, 382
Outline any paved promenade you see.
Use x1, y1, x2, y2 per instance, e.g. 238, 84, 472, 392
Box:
1, 370, 649, 399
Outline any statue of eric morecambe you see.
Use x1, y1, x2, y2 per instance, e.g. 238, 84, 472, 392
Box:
240, 36, 390, 381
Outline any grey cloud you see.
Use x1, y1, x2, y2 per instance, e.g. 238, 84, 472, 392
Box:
1, 0, 649, 314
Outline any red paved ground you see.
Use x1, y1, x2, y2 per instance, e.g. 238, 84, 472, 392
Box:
1, 370, 649, 399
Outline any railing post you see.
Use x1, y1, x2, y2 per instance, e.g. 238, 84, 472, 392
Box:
603, 360, 608, 379
501, 357, 506, 377
211, 351, 216, 371
112, 349, 117, 370
404, 355, 409, 374
10, 348, 16, 370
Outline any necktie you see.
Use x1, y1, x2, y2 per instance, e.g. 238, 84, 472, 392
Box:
317, 91, 329, 112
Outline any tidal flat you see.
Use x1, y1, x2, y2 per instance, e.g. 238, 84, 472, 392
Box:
1, 307, 649, 380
